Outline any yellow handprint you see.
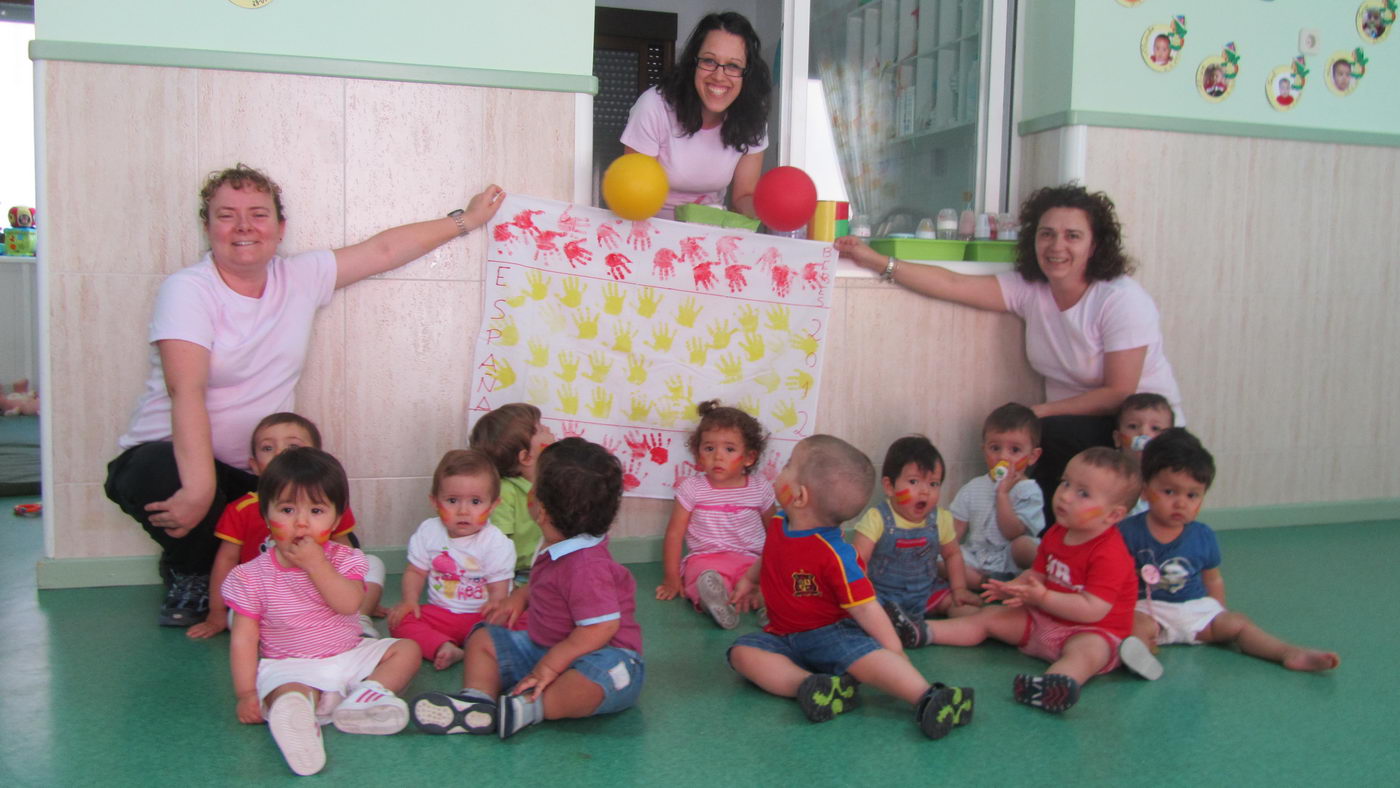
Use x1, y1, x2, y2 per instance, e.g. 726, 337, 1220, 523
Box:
790, 331, 819, 357
625, 396, 651, 422
554, 351, 579, 382
676, 297, 703, 328
584, 351, 612, 383
754, 370, 782, 393
557, 383, 580, 415
542, 305, 568, 334
526, 375, 550, 406
505, 293, 526, 308
626, 354, 651, 385
736, 304, 760, 333
715, 353, 743, 384
647, 324, 676, 352
687, 337, 709, 366
739, 332, 766, 362
586, 387, 613, 419
491, 315, 519, 346
773, 400, 799, 429
484, 357, 516, 390
655, 404, 681, 428
557, 276, 587, 309
707, 320, 738, 350
785, 369, 815, 397
527, 337, 549, 368
635, 287, 663, 318
612, 322, 636, 354
573, 308, 600, 340
738, 395, 760, 419
765, 304, 791, 332
602, 282, 626, 316
665, 375, 693, 405
524, 269, 550, 301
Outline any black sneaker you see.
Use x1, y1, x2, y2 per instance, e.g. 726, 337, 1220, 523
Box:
410, 691, 497, 735
882, 599, 927, 648
158, 572, 209, 627
1013, 673, 1080, 714
796, 673, 859, 723
915, 683, 975, 739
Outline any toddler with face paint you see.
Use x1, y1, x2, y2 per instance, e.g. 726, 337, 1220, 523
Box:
222, 447, 421, 776
654, 400, 777, 629
387, 450, 517, 671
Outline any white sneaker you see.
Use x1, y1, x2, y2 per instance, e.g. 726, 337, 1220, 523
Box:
332, 681, 409, 735
358, 613, 379, 638
1119, 636, 1164, 680
268, 692, 326, 776
696, 570, 739, 630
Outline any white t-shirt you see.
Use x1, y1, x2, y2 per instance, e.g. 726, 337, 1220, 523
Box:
117, 250, 338, 469
996, 272, 1184, 422
950, 475, 1044, 576
620, 87, 768, 220
406, 518, 516, 614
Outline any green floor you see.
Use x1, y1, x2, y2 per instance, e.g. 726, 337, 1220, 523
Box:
1, 497, 1394, 786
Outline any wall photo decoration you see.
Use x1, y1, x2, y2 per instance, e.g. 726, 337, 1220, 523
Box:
1326, 48, 1366, 95
1141, 16, 1188, 72
1357, 1, 1396, 43
1265, 57, 1307, 111
1196, 42, 1240, 102
1117, 0, 1147, 8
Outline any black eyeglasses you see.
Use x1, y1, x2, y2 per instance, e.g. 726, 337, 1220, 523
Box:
696, 56, 747, 78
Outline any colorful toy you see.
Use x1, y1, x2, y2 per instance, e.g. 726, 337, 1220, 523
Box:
753, 166, 817, 232
602, 154, 669, 221
4, 206, 36, 256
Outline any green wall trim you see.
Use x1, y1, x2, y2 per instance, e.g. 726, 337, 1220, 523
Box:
35, 499, 1398, 589
30, 40, 598, 95
1018, 110, 1400, 148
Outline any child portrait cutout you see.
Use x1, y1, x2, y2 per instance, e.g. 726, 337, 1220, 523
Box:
1266, 64, 1300, 111
1141, 18, 1187, 73
1357, 1, 1394, 43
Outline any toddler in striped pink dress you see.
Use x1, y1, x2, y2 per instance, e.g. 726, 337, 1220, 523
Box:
655, 400, 776, 629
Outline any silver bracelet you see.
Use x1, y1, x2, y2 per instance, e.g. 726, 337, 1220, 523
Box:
880, 255, 897, 282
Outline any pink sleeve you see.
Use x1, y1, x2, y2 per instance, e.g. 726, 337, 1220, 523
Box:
620, 88, 672, 157
757, 478, 777, 510
674, 474, 700, 512
330, 543, 370, 581
995, 271, 1029, 317
1098, 279, 1161, 353
221, 563, 262, 621
286, 249, 338, 309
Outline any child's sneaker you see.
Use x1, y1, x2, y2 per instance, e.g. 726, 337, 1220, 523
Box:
915, 682, 975, 739
1119, 636, 1164, 680
1013, 673, 1080, 714
332, 681, 408, 735
882, 599, 928, 648
267, 692, 326, 776
796, 673, 859, 723
498, 692, 545, 739
695, 569, 739, 629
411, 689, 498, 735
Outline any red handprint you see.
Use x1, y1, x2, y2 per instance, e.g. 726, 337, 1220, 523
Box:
679, 236, 706, 263
622, 454, 647, 491
801, 261, 830, 291
724, 263, 751, 293
757, 246, 782, 270
653, 248, 678, 280
716, 235, 743, 266
533, 229, 567, 261
563, 239, 592, 268
761, 455, 781, 482
770, 264, 794, 298
641, 433, 670, 465
560, 420, 585, 439
623, 431, 649, 460
673, 460, 701, 487
557, 205, 591, 235
596, 222, 621, 249
493, 223, 517, 244
693, 260, 718, 291
605, 253, 633, 281
627, 221, 659, 251
510, 209, 545, 237
602, 434, 623, 457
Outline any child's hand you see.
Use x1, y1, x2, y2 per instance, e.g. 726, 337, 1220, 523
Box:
280, 537, 329, 570
951, 587, 984, 609
236, 693, 263, 724
186, 613, 227, 639
509, 661, 561, 701
730, 575, 762, 611
386, 600, 420, 629
983, 575, 1046, 607
484, 586, 529, 627
655, 578, 683, 601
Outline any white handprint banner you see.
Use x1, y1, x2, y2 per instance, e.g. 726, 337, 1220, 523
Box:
469, 194, 836, 499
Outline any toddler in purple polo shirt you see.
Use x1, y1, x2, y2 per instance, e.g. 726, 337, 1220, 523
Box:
410, 437, 644, 739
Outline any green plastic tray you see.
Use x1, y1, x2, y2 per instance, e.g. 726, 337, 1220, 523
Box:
673, 203, 761, 231
964, 240, 1017, 262
869, 237, 967, 262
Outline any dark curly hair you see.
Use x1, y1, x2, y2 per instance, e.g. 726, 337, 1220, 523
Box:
257, 447, 349, 521
658, 12, 771, 153
880, 435, 943, 484
687, 399, 768, 474
1141, 427, 1214, 490
534, 438, 623, 538
199, 163, 285, 225
1014, 183, 1133, 283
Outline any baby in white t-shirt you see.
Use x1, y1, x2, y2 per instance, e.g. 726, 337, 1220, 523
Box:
951, 403, 1045, 589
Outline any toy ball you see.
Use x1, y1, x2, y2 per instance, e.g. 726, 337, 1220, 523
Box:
8, 206, 35, 228
602, 154, 668, 221
753, 166, 817, 232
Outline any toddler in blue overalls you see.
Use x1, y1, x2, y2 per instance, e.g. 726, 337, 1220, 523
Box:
850, 436, 982, 630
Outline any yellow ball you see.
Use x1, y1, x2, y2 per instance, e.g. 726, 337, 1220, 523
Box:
602, 153, 669, 221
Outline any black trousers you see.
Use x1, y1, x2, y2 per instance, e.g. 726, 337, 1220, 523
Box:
1029, 415, 1116, 532
104, 442, 258, 576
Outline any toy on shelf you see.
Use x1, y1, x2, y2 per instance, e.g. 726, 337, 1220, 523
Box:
1, 379, 38, 417
4, 206, 36, 256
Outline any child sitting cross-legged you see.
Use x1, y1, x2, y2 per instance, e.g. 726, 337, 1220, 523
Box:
1116, 428, 1340, 679
223, 447, 421, 776
727, 435, 974, 740
889, 447, 1141, 714
410, 437, 644, 739
387, 449, 516, 671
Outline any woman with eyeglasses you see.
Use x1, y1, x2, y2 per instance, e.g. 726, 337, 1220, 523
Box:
621, 12, 772, 220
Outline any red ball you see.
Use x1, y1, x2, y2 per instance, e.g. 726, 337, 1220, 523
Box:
753, 166, 817, 232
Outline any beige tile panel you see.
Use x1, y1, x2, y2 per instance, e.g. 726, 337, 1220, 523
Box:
43, 62, 199, 276
49, 273, 162, 485
292, 296, 348, 459
344, 80, 486, 283
614, 497, 674, 541
482, 89, 576, 202
345, 476, 432, 548
52, 482, 156, 560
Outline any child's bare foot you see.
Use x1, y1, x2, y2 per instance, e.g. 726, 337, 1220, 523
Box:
433, 642, 465, 671
1283, 648, 1340, 672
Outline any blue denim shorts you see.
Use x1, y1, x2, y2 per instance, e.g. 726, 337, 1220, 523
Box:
483, 625, 644, 716
728, 619, 881, 676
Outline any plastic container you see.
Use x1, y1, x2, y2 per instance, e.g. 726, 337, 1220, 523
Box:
963, 240, 1017, 263
870, 237, 968, 262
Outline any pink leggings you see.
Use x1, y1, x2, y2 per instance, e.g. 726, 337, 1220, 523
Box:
682, 552, 758, 608
389, 604, 484, 660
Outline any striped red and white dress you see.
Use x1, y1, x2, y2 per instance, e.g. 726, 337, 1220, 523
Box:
223, 541, 368, 660
675, 473, 776, 571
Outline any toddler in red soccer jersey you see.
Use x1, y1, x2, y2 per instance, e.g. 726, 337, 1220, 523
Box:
222, 448, 420, 776
655, 400, 776, 629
